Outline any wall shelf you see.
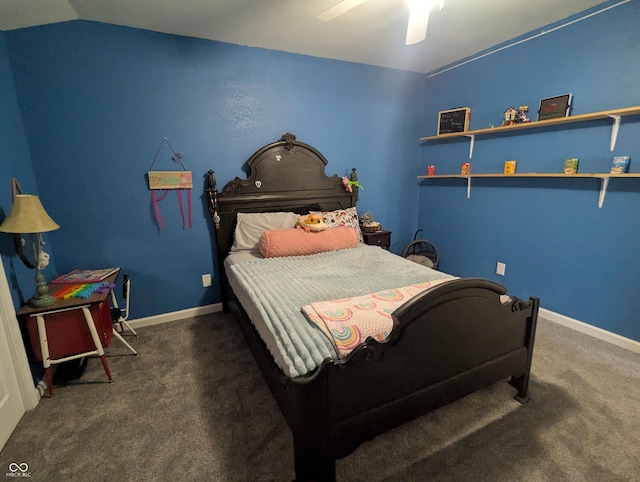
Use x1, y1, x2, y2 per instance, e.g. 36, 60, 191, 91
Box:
419, 106, 640, 158
417, 173, 640, 208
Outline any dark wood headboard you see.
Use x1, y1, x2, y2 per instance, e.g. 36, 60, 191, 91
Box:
206, 132, 359, 269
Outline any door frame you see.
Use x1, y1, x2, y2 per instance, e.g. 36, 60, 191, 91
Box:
0, 256, 40, 412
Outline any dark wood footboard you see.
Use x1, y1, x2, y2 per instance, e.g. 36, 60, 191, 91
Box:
228, 277, 538, 481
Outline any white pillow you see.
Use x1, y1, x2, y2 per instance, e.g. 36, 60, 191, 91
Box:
230, 212, 299, 253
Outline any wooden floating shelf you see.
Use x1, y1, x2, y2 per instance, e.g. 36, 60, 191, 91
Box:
417, 173, 640, 208
419, 106, 640, 142
419, 106, 640, 157
417, 173, 640, 179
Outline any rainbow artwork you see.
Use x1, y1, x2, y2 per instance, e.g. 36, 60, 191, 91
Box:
371, 289, 405, 302
301, 278, 456, 359
354, 301, 377, 310
319, 308, 353, 322
52, 282, 114, 299
329, 325, 363, 352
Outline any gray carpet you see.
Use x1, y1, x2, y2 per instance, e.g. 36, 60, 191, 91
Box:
1, 313, 639, 481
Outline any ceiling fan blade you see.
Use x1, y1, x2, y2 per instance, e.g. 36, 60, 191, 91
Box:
405, 3, 430, 45
318, 0, 369, 22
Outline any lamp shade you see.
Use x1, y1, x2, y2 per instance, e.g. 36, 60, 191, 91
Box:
0, 194, 60, 234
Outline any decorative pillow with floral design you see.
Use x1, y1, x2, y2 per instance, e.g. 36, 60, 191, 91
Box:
311, 207, 363, 243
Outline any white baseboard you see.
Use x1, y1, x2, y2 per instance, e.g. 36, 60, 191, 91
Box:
125, 304, 640, 354
539, 308, 640, 354
127, 303, 224, 329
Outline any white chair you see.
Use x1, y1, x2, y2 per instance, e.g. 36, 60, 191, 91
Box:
110, 273, 139, 355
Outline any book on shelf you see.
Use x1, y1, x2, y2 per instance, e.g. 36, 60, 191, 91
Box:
563, 158, 579, 175
504, 160, 517, 175
51, 267, 119, 284
610, 156, 630, 174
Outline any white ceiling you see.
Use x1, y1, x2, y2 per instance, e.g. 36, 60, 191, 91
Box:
0, 0, 607, 74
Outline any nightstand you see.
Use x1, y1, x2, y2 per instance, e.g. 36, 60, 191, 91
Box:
17, 270, 119, 396
362, 229, 392, 249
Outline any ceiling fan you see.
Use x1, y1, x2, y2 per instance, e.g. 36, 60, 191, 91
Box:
318, 0, 444, 45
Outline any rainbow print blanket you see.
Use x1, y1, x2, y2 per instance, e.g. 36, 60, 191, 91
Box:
302, 278, 453, 358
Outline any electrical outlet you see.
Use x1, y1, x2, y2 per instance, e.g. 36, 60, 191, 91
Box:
496, 262, 506, 276
201, 274, 212, 287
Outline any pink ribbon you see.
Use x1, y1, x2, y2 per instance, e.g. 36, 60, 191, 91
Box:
176, 189, 193, 229
151, 190, 169, 229
152, 189, 192, 230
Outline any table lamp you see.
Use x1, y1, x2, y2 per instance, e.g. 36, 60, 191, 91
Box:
0, 194, 60, 307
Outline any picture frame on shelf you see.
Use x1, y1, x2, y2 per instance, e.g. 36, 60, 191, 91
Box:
537, 93, 572, 121
437, 107, 471, 135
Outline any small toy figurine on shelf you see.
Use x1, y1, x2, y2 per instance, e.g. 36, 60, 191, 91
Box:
518, 105, 530, 123
502, 107, 519, 126
503, 105, 530, 126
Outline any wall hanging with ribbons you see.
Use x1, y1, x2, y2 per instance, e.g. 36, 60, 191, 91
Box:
147, 137, 192, 229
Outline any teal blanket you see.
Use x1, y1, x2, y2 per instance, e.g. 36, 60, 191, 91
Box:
230, 245, 455, 378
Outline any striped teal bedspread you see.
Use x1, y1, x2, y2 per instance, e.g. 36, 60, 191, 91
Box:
229, 245, 455, 378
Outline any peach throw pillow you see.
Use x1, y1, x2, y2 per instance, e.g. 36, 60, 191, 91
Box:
259, 227, 359, 258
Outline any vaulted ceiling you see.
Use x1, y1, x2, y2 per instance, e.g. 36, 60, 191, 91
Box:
0, 0, 607, 74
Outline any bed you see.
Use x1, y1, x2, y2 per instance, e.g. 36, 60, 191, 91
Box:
206, 133, 539, 481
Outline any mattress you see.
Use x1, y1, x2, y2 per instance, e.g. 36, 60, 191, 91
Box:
225, 245, 456, 378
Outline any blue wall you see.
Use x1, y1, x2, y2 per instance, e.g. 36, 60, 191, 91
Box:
2, 1, 638, 343
3, 21, 425, 318
0, 32, 57, 309
418, 0, 640, 341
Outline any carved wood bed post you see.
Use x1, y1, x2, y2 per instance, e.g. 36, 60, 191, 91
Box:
206, 169, 219, 230
282, 131, 296, 150
510, 296, 540, 403
207, 169, 231, 311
